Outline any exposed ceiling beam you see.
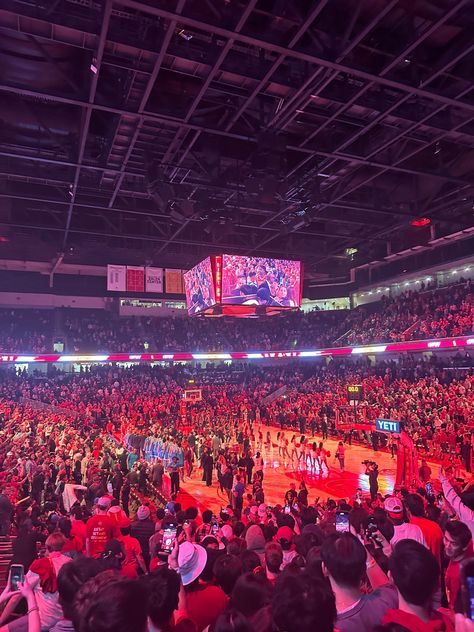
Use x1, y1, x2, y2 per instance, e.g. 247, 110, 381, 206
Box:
62, 0, 112, 248
0, 84, 470, 186
120, 0, 474, 114
107, 0, 187, 209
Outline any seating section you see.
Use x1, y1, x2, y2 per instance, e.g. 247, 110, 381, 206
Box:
0, 279, 472, 353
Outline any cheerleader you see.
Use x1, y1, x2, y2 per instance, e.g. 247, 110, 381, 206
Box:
310, 442, 319, 470
281, 432, 290, 461
289, 435, 298, 462
298, 436, 307, 467
264, 431, 271, 455
319, 442, 329, 471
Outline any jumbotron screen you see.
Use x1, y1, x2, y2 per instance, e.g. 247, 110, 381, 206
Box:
183, 257, 217, 315
221, 255, 302, 308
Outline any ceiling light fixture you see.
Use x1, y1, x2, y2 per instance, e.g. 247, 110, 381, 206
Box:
177, 29, 193, 41
410, 217, 431, 227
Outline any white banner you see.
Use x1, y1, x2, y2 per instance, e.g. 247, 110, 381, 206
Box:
107, 264, 126, 291
145, 267, 163, 293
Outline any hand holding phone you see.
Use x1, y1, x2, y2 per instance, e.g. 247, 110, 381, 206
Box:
161, 525, 177, 554
336, 511, 350, 533
9, 565, 24, 592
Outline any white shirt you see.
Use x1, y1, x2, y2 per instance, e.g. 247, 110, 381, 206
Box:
27, 553, 71, 631
391, 522, 427, 548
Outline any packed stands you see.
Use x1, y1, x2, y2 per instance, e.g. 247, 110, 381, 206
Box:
0, 280, 472, 354
0, 356, 473, 631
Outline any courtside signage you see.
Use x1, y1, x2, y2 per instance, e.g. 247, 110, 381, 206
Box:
375, 419, 401, 433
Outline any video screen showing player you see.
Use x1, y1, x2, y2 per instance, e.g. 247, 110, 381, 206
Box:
183, 257, 216, 315
221, 255, 301, 308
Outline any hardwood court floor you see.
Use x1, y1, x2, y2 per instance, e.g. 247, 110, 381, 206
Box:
175, 427, 437, 514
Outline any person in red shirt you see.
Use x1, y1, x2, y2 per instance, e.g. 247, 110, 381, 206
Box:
118, 517, 147, 578
172, 540, 228, 632
70, 505, 88, 549
382, 540, 453, 632
444, 520, 473, 610
404, 493, 443, 566
85, 496, 119, 558
58, 517, 84, 554
92, 437, 102, 452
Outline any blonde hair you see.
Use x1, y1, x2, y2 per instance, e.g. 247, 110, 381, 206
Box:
46, 532, 67, 552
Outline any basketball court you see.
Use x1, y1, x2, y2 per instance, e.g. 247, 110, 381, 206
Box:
175, 426, 437, 514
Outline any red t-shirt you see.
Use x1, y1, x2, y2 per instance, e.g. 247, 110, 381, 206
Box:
62, 535, 84, 554
185, 585, 228, 632
383, 608, 454, 631
445, 559, 463, 609
119, 534, 142, 578
86, 514, 118, 558
410, 517, 443, 565
70, 520, 87, 547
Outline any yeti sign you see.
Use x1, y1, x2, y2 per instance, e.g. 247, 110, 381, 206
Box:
375, 419, 401, 434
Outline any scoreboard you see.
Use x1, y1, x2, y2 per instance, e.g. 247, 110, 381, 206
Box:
347, 384, 364, 401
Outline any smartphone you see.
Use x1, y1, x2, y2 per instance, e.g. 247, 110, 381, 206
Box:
284, 505, 291, 514
460, 558, 474, 620
336, 511, 350, 533
161, 524, 177, 553
425, 482, 433, 495
10, 564, 24, 591
211, 522, 219, 535
293, 502, 299, 511
366, 519, 378, 535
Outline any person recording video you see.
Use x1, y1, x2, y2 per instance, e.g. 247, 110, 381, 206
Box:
364, 460, 379, 501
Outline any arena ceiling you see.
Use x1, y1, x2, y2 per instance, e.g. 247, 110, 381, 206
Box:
0, 0, 473, 281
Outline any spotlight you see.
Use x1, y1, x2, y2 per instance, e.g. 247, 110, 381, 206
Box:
410, 217, 430, 227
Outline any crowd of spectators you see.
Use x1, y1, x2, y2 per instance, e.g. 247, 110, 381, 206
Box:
0, 311, 53, 354
0, 356, 474, 631
3, 354, 473, 465
0, 280, 472, 354
346, 281, 474, 346
0, 279, 472, 631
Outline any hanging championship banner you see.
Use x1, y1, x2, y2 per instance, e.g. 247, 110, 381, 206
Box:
126, 266, 145, 292
166, 269, 184, 294
107, 265, 126, 291
145, 267, 163, 293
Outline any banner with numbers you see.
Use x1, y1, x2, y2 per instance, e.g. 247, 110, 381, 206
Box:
107, 265, 126, 291
126, 266, 145, 292
165, 269, 184, 294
